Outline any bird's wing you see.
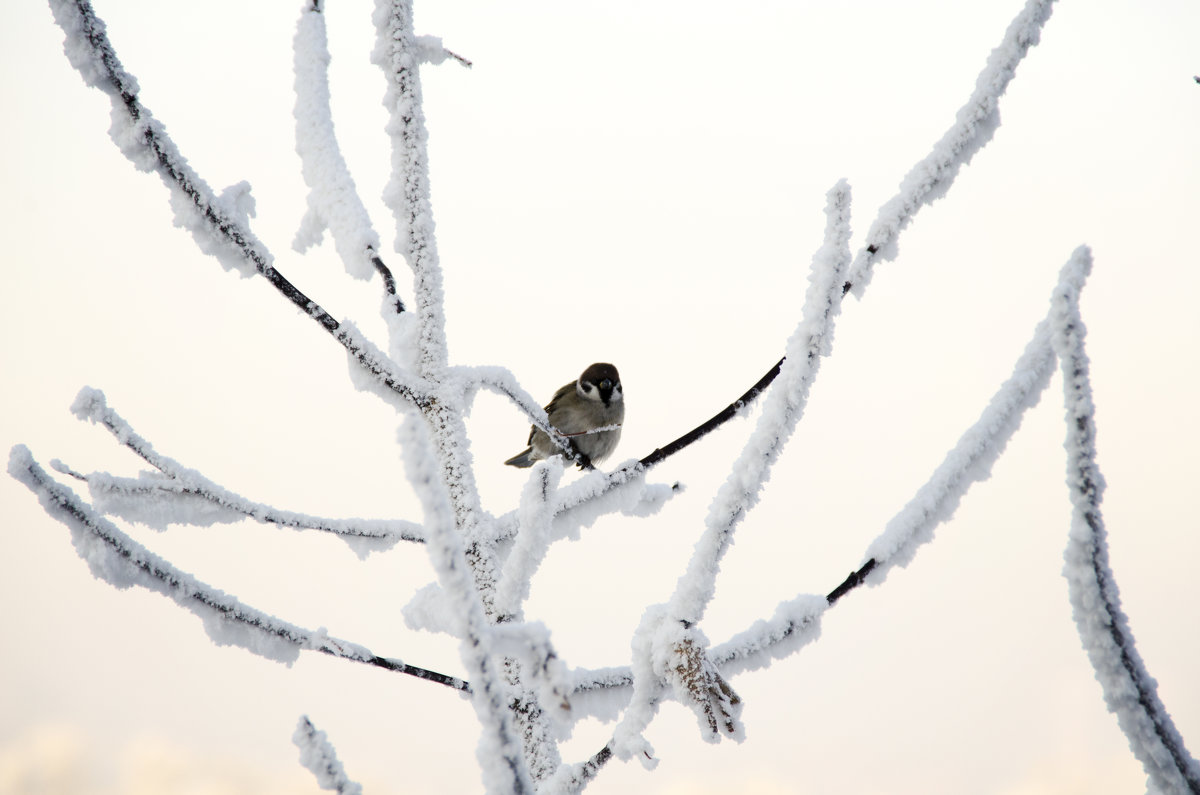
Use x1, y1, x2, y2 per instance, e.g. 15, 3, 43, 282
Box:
527, 381, 576, 444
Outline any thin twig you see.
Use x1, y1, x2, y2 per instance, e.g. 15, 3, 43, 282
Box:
638, 358, 784, 469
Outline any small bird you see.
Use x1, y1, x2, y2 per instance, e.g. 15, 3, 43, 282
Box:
505, 363, 624, 469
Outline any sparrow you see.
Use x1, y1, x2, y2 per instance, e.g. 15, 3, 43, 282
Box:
505, 363, 624, 469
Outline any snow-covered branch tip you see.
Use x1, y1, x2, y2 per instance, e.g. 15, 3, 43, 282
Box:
8, 445, 468, 692
668, 180, 851, 629
294, 716, 363, 795
846, 0, 1057, 295
294, 0, 395, 304
1051, 250, 1200, 794
65, 387, 423, 553
373, 0, 451, 377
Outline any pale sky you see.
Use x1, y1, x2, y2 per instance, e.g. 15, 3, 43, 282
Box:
2, 1, 1198, 793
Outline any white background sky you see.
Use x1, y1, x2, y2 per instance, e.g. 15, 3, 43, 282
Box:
2, 1, 1198, 793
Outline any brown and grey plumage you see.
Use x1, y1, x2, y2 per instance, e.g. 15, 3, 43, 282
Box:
505, 363, 624, 468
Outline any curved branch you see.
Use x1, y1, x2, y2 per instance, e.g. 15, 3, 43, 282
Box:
638, 358, 784, 469
1052, 253, 1200, 793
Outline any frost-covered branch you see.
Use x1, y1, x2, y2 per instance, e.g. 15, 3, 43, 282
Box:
860, 249, 1084, 582
588, 0, 1059, 490
373, 0, 448, 376
565, 558, 872, 714
32, 1, 1190, 793
47, 0, 430, 409
398, 416, 534, 793
667, 181, 852, 628
65, 387, 422, 552
294, 715, 363, 795
8, 445, 468, 693
293, 0, 411, 335
494, 460, 564, 621
1051, 260, 1200, 794
558, 250, 1097, 786
293, 1, 383, 284
372, 0, 495, 579
609, 182, 851, 762
512, 5, 1059, 528
491, 463, 678, 548
846, 0, 1057, 294
56, 464, 421, 553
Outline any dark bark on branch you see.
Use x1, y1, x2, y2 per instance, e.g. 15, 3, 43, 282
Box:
371, 251, 406, 314
826, 558, 876, 605
638, 357, 784, 468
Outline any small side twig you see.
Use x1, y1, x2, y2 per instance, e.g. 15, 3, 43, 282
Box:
638, 357, 784, 469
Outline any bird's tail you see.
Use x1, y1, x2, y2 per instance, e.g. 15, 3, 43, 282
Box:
504, 448, 536, 468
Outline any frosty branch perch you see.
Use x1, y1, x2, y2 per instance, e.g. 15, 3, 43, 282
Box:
493, 0, 1066, 533
562, 249, 1200, 792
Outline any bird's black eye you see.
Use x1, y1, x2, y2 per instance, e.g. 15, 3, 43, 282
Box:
600, 379, 611, 390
